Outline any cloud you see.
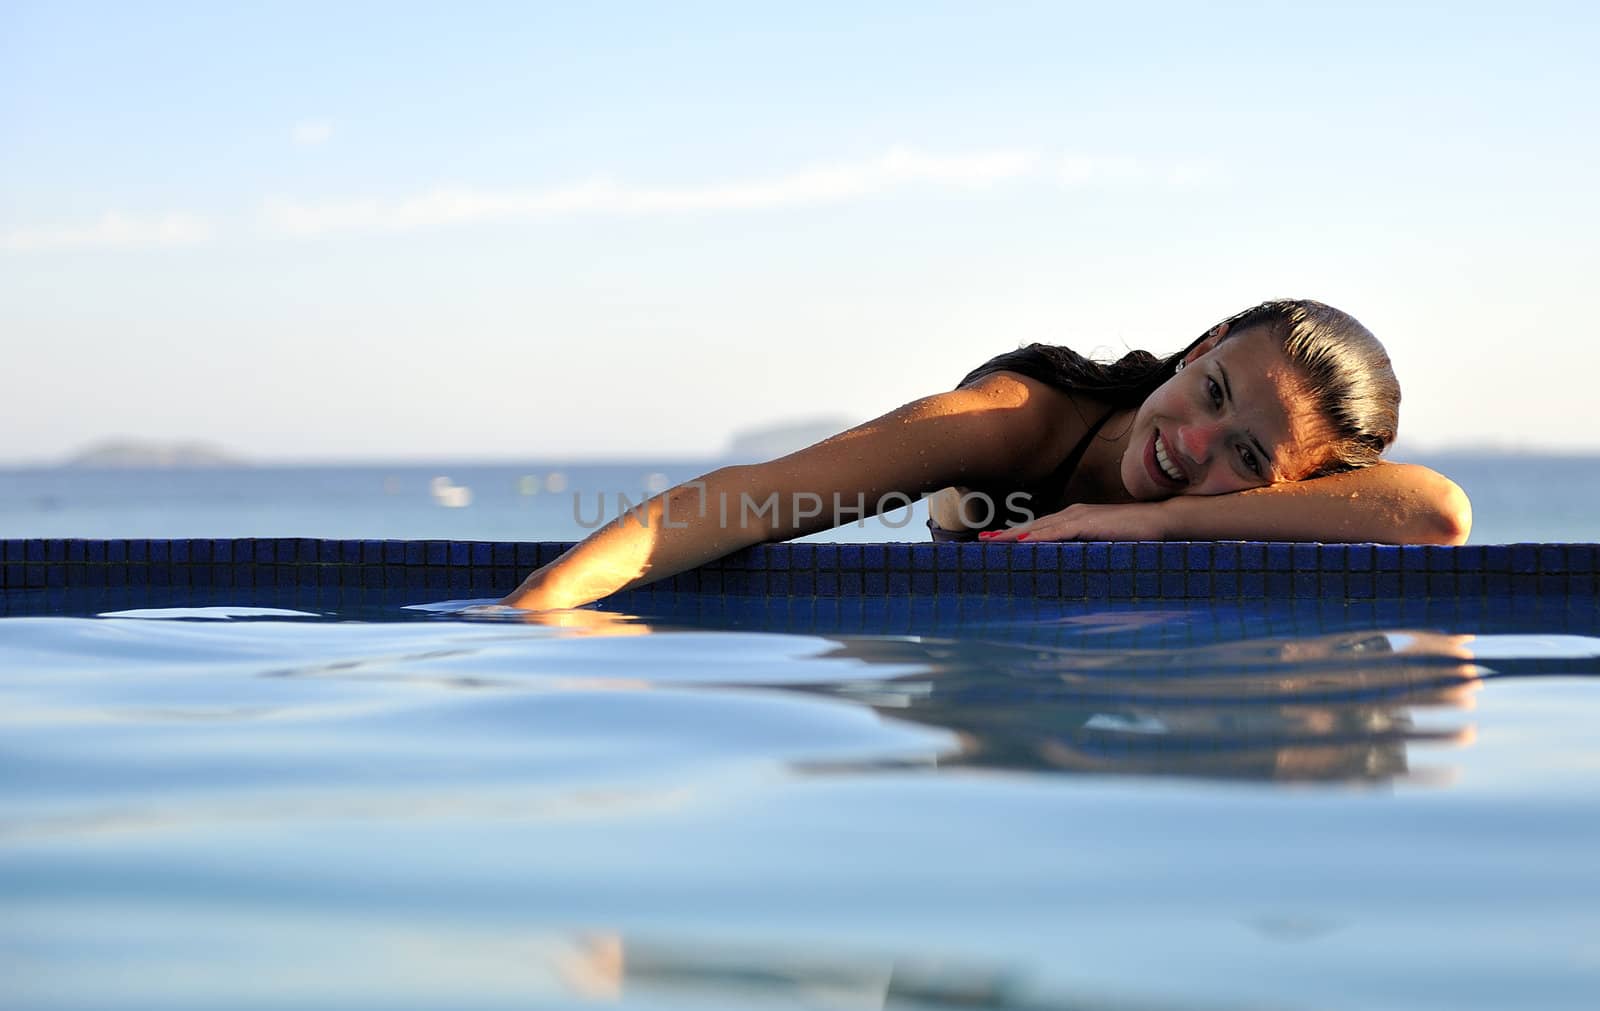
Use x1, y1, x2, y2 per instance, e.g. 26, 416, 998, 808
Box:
0, 212, 213, 252
292, 120, 334, 146
259, 148, 1044, 237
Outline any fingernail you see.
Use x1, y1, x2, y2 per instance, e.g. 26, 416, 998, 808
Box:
977, 531, 993, 539
1017, 533, 1030, 541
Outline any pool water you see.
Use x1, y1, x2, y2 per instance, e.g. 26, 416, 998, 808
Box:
2, 592, 1598, 1010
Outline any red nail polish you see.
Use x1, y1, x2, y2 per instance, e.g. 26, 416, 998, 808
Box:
1017, 533, 1030, 541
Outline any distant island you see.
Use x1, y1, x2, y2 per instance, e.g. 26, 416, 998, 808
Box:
61, 439, 246, 468
723, 417, 855, 461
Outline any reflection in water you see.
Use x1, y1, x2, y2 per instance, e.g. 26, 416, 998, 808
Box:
495, 931, 1206, 1010
502, 607, 1484, 786
802, 629, 1480, 785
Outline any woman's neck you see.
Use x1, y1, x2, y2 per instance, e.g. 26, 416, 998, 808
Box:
1070, 406, 1139, 504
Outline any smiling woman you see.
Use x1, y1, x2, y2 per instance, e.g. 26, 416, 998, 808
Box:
502, 299, 1472, 611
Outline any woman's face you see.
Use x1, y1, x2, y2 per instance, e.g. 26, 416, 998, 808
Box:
1120, 326, 1333, 500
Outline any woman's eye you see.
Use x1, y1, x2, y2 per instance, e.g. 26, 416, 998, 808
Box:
1240, 445, 1262, 478
1206, 378, 1223, 410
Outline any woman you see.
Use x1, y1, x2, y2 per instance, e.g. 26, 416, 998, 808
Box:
502, 299, 1471, 611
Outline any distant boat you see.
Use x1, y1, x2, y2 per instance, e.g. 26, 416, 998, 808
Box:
429, 476, 473, 508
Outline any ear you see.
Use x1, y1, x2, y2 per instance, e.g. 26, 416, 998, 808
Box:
1185, 323, 1230, 365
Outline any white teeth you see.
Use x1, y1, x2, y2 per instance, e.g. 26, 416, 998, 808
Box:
1154, 432, 1185, 482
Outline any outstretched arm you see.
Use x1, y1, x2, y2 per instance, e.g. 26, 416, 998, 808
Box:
501, 374, 1072, 610
983, 462, 1472, 545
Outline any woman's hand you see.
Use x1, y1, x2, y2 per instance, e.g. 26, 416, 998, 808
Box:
979, 501, 1173, 542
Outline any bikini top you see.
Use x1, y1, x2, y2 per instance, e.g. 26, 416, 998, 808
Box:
926, 406, 1118, 542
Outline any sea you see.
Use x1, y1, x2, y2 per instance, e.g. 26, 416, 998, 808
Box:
0, 452, 1591, 544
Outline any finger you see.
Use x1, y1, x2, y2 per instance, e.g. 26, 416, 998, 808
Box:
979, 524, 1034, 542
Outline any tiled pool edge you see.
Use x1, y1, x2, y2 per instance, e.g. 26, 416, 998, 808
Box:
2, 539, 1596, 600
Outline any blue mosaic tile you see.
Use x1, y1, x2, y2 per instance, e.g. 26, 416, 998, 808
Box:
2, 540, 22, 563
1511, 544, 1537, 573
1346, 573, 1374, 599
470, 542, 492, 566
1375, 572, 1402, 597
959, 571, 984, 594
276, 538, 300, 562
912, 571, 936, 594
1539, 545, 1563, 571
1265, 543, 1292, 570
1007, 572, 1034, 595
1109, 543, 1134, 569
812, 544, 838, 569
1266, 571, 1293, 598
172, 540, 191, 563
838, 545, 863, 569
1160, 543, 1185, 567
1109, 572, 1134, 597
887, 571, 911, 594
1290, 543, 1318, 569
1185, 572, 1210, 598
1186, 543, 1212, 570
1135, 543, 1159, 569
25, 540, 45, 562
1343, 544, 1373, 571
1035, 571, 1061, 596
864, 571, 888, 594
1565, 544, 1596, 571
1134, 571, 1160, 597
984, 573, 1009, 594
46, 541, 66, 562
1240, 572, 1265, 597
1213, 571, 1238, 597
1085, 544, 1109, 569
128, 540, 148, 563
107, 541, 127, 563
1083, 572, 1109, 597
1240, 543, 1265, 569
1059, 543, 1085, 569
1161, 572, 1185, 597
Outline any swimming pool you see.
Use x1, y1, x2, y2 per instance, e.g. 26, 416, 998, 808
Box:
3, 539, 1598, 1009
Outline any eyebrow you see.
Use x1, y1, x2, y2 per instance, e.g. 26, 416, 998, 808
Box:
1216, 363, 1275, 473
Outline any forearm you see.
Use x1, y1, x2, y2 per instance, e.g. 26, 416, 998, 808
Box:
1157, 463, 1472, 545
501, 466, 783, 610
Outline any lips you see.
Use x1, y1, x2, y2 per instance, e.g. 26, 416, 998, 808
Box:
1145, 428, 1187, 489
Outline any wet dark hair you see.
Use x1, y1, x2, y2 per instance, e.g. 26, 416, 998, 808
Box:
959, 299, 1400, 475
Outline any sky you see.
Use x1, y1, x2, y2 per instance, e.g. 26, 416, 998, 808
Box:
2, 0, 1597, 463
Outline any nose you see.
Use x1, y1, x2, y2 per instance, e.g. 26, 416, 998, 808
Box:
1175, 420, 1224, 466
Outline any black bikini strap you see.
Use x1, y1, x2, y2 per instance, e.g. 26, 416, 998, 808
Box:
1048, 408, 1117, 489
